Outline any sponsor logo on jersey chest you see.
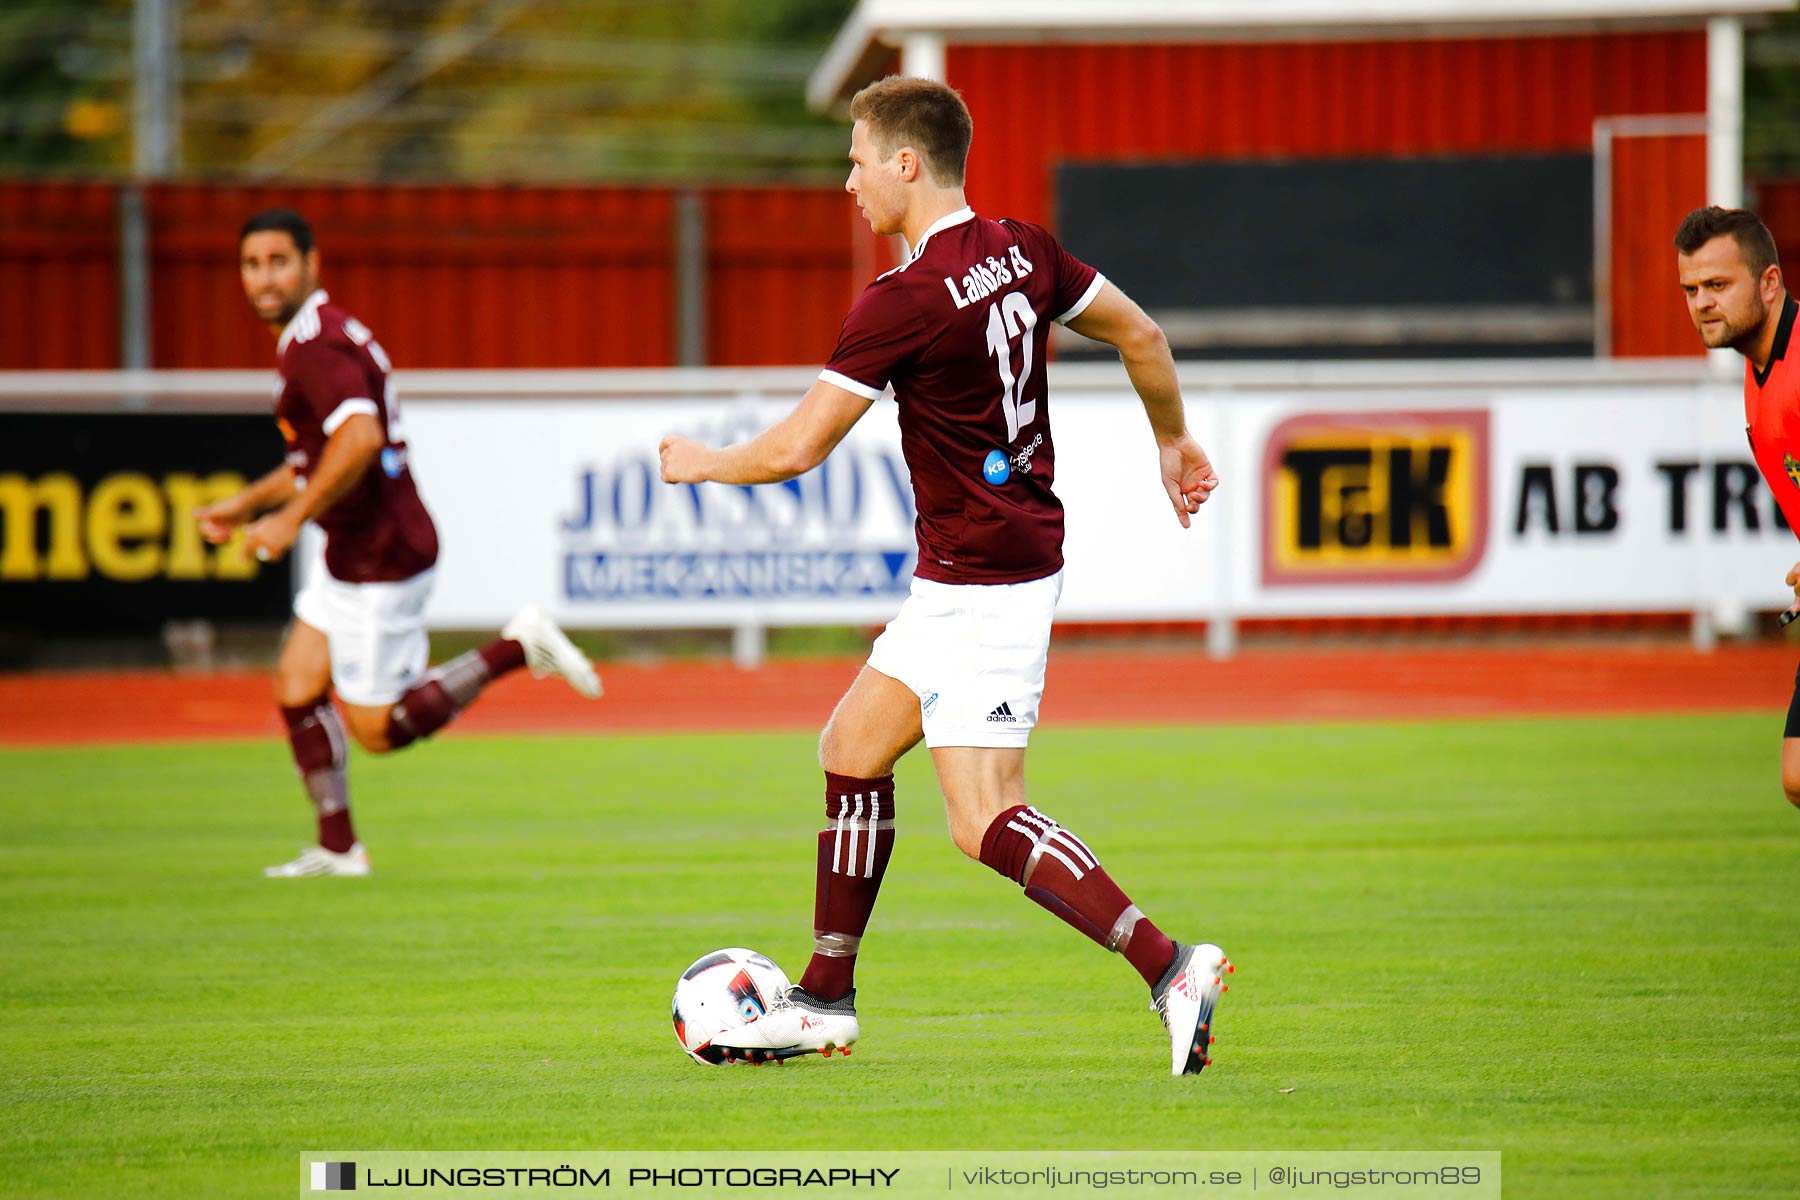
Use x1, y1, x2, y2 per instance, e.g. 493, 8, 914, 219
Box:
981, 433, 1044, 487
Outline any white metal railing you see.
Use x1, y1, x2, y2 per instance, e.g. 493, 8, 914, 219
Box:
0, 357, 1726, 412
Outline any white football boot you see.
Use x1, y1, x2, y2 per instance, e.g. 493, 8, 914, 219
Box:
707, 986, 860, 1064
1151, 941, 1232, 1076
264, 842, 372, 878
502, 604, 602, 698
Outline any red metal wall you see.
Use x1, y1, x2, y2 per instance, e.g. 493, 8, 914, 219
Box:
0, 181, 866, 370
948, 31, 1709, 357
0, 183, 120, 369
1610, 133, 1709, 358
705, 187, 869, 367
1752, 177, 1800, 281
0, 30, 1733, 369
950, 32, 1706, 226
150, 183, 680, 369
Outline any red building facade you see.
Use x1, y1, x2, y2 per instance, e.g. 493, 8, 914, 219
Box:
0, 181, 874, 371
810, 0, 1789, 358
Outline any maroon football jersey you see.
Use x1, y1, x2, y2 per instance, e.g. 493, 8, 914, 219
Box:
275, 290, 438, 583
821, 209, 1103, 584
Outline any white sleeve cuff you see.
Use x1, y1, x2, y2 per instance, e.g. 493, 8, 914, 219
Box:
322, 398, 380, 436
818, 369, 886, 401
1054, 273, 1107, 326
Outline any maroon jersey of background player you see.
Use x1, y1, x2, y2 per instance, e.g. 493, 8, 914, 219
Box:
820, 208, 1101, 584
1744, 294, 1800, 535
276, 289, 438, 582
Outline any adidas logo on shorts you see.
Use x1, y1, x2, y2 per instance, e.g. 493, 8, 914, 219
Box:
986, 702, 1018, 723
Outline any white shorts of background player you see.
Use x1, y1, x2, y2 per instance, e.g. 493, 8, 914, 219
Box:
293, 564, 435, 707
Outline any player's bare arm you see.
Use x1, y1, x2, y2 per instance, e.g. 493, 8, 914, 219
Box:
659, 379, 873, 485
241, 413, 383, 562
195, 464, 299, 544
1063, 280, 1220, 527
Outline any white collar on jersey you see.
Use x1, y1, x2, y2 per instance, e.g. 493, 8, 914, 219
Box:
276, 289, 330, 355
905, 206, 976, 261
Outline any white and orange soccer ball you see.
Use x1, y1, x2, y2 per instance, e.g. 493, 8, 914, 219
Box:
671, 947, 792, 1065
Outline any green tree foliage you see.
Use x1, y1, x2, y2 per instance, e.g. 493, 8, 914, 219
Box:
1746, 7, 1800, 177
6, 3, 1799, 184
0, 0, 134, 174
0, 0, 855, 181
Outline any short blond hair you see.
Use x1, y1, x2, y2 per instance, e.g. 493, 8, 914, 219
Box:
849, 76, 973, 187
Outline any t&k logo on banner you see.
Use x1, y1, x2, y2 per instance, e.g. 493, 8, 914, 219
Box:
1262, 409, 1490, 586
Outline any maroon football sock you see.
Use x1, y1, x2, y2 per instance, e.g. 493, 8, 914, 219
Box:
979, 804, 1176, 987
385, 638, 526, 749
281, 694, 354, 853
798, 772, 896, 1001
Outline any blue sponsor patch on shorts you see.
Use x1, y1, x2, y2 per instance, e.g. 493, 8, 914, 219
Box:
982, 449, 1010, 485
381, 446, 405, 478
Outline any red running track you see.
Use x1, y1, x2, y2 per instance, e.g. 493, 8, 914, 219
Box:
0, 644, 1791, 747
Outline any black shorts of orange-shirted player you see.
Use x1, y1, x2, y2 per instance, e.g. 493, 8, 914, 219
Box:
200, 208, 603, 880
1674, 204, 1800, 807
658, 77, 1230, 1075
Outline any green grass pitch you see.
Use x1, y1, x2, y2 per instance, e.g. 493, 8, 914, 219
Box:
2, 713, 1797, 1198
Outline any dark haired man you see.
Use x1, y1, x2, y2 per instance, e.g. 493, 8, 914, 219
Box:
201, 209, 601, 877
660, 78, 1229, 1075
1675, 204, 1800, 808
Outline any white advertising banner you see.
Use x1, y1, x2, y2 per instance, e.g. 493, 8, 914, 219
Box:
397, 365, 1795, 629
404, 397, 915, 628
1208, 378, 1790, 618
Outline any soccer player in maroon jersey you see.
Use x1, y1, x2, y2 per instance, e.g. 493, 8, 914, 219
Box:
1676, 205, 1800, 809
198, 209, 602, 878
659, 79, 1229, 1074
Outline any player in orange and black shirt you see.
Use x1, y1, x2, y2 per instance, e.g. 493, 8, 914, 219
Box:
1676, 205, 1800, 807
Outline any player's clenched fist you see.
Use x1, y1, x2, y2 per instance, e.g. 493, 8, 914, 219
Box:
659, 435, 713, 484
194, 496, 247, 545
241, 508, 302, 563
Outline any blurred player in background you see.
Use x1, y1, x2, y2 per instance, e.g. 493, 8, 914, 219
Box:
660, 79, 1229, 1075
199, 208, 602, 878
1675, 205, 1800, 808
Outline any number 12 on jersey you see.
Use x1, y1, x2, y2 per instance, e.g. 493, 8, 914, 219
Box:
985, 291, 1039, 442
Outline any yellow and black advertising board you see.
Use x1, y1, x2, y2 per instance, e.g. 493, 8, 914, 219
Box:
1262, 409, 1490, 586
0, 413, 291, 633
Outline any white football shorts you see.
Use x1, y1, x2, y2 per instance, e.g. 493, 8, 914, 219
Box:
293, 557, 435, 707
866, 569, 1063, 749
